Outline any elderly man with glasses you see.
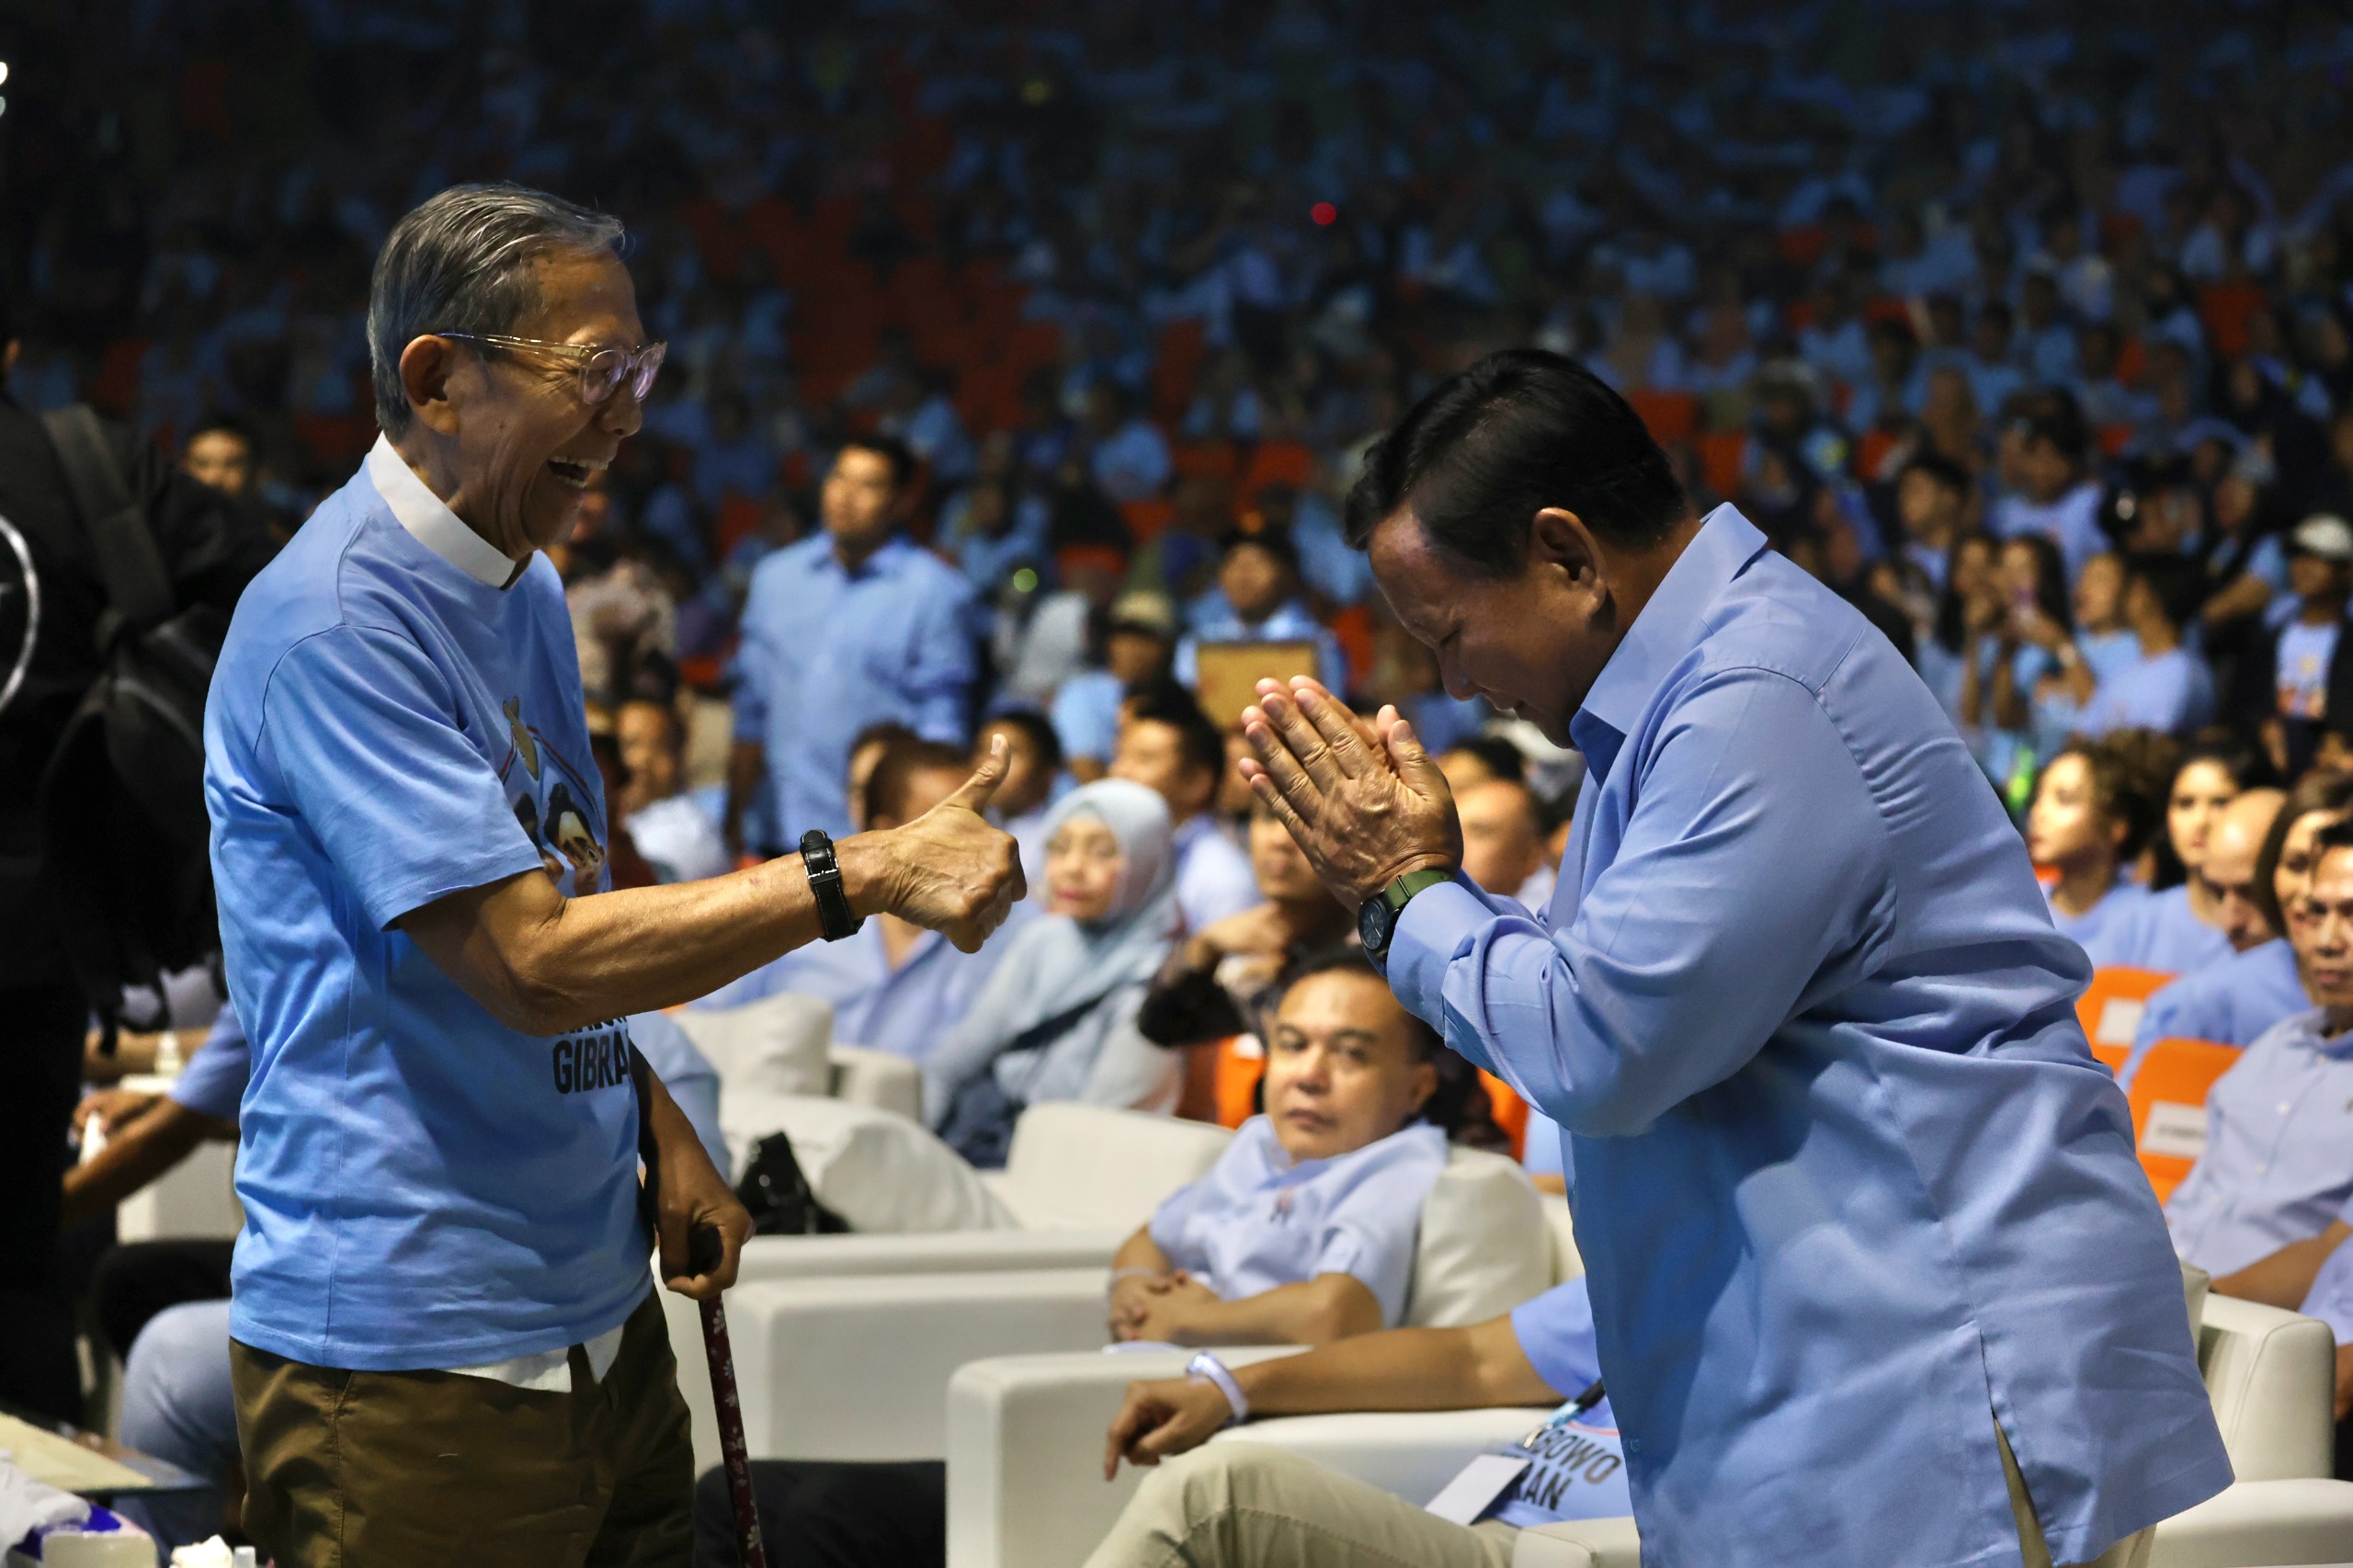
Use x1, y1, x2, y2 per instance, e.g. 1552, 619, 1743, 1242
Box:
203, 183, 1025, 1566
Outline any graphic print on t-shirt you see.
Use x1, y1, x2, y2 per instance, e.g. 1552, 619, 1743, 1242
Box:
498, 694, 606, 894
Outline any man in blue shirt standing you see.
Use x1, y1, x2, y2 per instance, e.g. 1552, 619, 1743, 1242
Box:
1239, 350, 2227, 1568
204, 184, 1025, 1567
725, 431, 979, 851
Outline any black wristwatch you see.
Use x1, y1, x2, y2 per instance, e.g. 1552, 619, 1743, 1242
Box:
800, 830, 864, 941
1358, 869, 1454, 960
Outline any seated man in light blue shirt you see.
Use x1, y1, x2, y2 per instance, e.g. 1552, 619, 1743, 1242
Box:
1241, 350, 2224, 1568
2165, 821, 2353, 1278
1111, 684, 1259, 935
1092, 1274, 1626, 1567
1109, 950, 1461, 1346
2078, 553, 2217, 736
725, 431, 979, 848
2120, 782, 2322, 1085
1174, 527, 1349, 697
694, 740, 1025, 1062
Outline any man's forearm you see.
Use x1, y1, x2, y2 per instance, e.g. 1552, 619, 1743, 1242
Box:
2214, 1223, 2351, 1309
1233, 1315, 1551, 1415
61, 1105, 226, 1229
404, 841, 893, 1036
1175, 1276, 1382, 1346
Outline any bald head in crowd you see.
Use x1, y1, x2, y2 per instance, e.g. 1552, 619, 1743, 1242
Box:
1456, 778, 1547, 903
2208, 787, 2285, 952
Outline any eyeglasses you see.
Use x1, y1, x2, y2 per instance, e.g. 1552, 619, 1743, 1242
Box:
436, 332, 667, 406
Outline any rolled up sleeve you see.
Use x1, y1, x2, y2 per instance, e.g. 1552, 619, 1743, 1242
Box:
1387, 671, 1888, 1138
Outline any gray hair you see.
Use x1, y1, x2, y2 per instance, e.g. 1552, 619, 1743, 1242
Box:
367, 183, 626, 435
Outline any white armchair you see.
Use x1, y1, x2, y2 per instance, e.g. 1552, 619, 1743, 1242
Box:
688, 1144, 1552, 1479
943, 1277, 2353, 1568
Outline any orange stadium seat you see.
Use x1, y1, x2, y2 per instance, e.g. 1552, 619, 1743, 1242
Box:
1172, 440, 1240, 480
1119, 497, 1175, 543
1628, 390, 1699, 447
2075, 967, 2174, 1057
2125, 1037, 2241, 1202
1481, 1072, 1529, 1161
1239, 440, 1313, 501
1699, 430, 1749, 498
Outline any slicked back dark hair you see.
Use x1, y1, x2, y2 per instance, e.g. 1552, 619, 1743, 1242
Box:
1344, 348, 1689, 574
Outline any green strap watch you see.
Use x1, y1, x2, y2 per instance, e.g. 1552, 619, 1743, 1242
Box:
1358, 868, 1454, 960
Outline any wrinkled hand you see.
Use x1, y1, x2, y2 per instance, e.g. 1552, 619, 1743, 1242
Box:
1102, 1374, 1242, 1479
1108, 1271, 1167, 1340
654, 1089, 752, 1302
1124, 1271, 1222, 1345
1239, 677, 1461, 910
847, 736, 1028, 952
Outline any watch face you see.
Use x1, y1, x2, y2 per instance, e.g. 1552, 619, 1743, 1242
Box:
1358, 895, 1394, 957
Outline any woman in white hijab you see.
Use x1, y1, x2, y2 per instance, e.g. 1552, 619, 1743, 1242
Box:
926, 778, 1182, 1164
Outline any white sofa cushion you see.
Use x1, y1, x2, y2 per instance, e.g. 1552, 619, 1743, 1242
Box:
1404, 1146, 1553, 1328
828, 1043, 924, 1122
992, 1103, 1234, 1230
673, 991, 833, 1099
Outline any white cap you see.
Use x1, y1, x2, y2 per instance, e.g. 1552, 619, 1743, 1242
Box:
2292, 514, 2353, 562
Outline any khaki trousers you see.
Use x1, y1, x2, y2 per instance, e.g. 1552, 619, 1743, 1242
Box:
1087, 1430, 2159, 1568
230, 1290, 692, 1568
1999, 1423, 2155, 1568
1084, 1444, 1520, 1568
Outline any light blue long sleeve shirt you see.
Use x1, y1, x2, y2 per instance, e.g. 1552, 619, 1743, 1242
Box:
732, 534, 977, 842
1382, 506, 2227, 1568
2164, 1007, 2353, 1277
2118, 937, 2309, 1086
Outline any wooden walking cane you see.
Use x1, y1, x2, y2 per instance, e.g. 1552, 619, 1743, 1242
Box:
691, 1226, 770, 1568
633, 1038, 768, 1568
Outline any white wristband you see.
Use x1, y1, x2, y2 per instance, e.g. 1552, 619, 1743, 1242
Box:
1187, 1351, 1248, 1426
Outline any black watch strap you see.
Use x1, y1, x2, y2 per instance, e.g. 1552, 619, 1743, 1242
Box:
800, 830, 863, 941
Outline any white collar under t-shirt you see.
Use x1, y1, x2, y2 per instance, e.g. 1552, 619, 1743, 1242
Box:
367, 435, 625, 1391
365, 435, 527, 592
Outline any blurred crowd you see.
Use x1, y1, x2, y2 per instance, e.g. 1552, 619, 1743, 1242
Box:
8, 0, 2353, 830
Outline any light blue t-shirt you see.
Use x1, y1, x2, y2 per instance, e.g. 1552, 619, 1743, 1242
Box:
2095, 884, 2234, 976
1147, 1116, 1448, 1327
205, 445, 650, 1370
2046, 881, 2151, 968
1489, 1278, 1628, 1528
2119, 938, 2309, 1086
2078, 647, 2216, 737
166, 1011, 251, 1123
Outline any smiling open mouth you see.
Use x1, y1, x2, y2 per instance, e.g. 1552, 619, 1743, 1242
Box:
546, 456, 606, 489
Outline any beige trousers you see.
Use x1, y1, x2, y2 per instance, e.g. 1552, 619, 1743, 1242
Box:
1083, 1444, 1520, 1568
1999, 1423, 2156, 1568
1086, 1428, 2159, 1568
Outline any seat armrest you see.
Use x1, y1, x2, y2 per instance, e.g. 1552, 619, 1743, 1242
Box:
2148, 1478, 2353, 1567
733, 1228, 1128, 1284
2197, 1295, 2337, 1480
947, 1346, 1302, 1568
670, 1269, 1115, 1475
